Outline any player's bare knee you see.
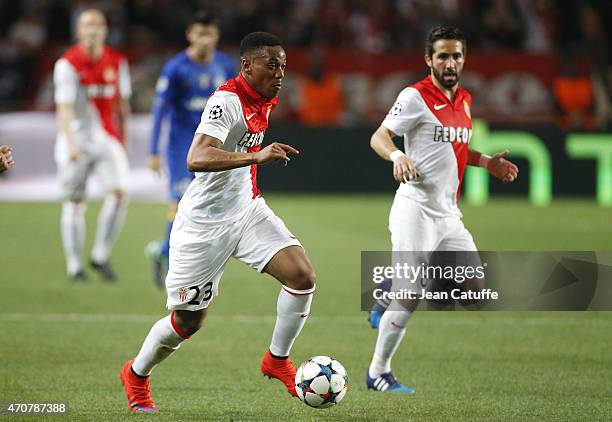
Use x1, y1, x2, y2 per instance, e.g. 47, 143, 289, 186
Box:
174, 309, 207, 336
285, 265, 316, 291
463, 277, 485, 292
396, 297, 419, 312
112, 189, 128, 201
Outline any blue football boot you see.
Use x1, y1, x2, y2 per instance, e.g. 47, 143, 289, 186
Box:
366, 371, 415, 393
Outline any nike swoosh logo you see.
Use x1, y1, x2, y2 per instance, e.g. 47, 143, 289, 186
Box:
433, 104, 447, 110
246, 113, 256, 120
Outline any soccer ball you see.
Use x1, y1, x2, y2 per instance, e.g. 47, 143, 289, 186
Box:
295, 356, 348, 408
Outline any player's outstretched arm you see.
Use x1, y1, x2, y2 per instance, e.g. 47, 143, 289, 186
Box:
370, 125, 420, 183
187, 133, 299, 172
0, 145, 14, 173
468, 149, 519, 183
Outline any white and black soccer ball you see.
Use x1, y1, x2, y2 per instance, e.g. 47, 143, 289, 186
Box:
295, 356, 348, 408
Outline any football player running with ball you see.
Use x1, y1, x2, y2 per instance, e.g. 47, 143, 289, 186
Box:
366, 25, 519, 393
120, 32, 315, 413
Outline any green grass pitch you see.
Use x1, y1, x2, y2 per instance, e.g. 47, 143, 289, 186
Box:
1, 196, 611, 421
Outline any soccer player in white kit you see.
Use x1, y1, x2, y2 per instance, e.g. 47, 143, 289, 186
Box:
120, 32, 315, 413
365, 25, 519, 393
54, 9, 131, 282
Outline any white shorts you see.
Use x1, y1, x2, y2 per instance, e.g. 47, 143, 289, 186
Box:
55, 132, 129, 201
166, 197, 302, 311
389, 193, 479, 293
389, 193, 477, 252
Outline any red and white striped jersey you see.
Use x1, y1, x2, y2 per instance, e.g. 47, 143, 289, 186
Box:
54, 45, 131, 144
382, 75, 473, 218
179, 73, 278, 223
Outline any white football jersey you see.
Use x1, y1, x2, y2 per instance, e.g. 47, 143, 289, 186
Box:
178, 74, 277, 223
382, 76, 473, 218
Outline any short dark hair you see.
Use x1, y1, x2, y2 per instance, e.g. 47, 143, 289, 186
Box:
426, 24, 465, 57
239, 31, 282, 57
187, 10, 218, 29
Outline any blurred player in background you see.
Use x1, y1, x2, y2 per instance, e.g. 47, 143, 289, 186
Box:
121, 32, 315, 413
146, 11, 236, 287
54, 9, 131, 282
0, 145, 15, 172
366, 25, 518, 393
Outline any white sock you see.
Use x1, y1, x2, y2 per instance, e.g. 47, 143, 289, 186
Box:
61, 201, 86, 275
91, 194, 128, 263
368, 300, 412, 378
132, 313, 187, 377
269, 285, 315, 357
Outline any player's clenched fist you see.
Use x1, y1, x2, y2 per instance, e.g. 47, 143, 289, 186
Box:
0, 145, 14, 172
253, 142, 299, 166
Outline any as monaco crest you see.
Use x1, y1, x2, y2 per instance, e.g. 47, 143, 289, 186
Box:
463, 100, 471, 118
178, 287, 189, 303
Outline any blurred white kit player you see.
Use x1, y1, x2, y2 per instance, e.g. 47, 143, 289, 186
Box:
54, 9, 131, 281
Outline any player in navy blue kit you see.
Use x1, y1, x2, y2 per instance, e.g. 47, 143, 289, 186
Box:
147, 11, 236, 286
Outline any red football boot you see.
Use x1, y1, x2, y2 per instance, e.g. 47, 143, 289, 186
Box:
260, 350, 298, 397
120, 359, 159, 413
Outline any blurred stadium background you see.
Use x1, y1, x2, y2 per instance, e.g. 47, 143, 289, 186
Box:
1, 1, 611, 420
1, 0, 611, 201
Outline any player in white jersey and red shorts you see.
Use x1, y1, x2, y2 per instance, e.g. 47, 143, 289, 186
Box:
365, 25, 519, 393
120, 32, 315, 413
54, 9, 131, 282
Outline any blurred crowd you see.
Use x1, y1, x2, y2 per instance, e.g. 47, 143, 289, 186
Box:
0, 0, 611, 129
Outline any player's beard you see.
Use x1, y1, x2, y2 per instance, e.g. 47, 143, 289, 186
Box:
432, 67, 460, 89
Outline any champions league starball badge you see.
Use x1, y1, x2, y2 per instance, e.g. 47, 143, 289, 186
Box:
209, 104, 223, 120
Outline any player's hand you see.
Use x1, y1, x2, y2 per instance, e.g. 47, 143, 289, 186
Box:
68, 145, 81, 161
0, 145, 14, 172
393, 155, 420, 183
148, 154, 161, 173
253, 142, 299, 166
486, 150, 519, 183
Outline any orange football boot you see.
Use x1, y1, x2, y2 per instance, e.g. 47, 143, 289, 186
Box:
260, 350, 298, 397
120, 359, 158, 413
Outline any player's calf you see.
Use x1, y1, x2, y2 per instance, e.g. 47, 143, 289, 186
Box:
369, 277, 392, 329
455, 277, 486, 307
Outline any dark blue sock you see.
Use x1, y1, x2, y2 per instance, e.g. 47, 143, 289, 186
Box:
162, 220, 173, 257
